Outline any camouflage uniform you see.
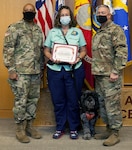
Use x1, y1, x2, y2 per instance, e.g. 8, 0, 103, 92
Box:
92, 21, 128, 130
3, 19, 43, 123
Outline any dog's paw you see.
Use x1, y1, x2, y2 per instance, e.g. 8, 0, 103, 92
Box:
82, 133, 91, 140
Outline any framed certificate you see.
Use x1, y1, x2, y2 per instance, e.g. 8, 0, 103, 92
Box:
52, 43, 78, 63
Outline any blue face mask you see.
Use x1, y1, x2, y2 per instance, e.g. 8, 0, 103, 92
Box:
60, 16, 71, 25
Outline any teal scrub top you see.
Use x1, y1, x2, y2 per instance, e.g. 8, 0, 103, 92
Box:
44, 27, 86, 71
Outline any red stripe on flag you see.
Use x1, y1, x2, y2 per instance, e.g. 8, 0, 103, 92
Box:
38, 10, 46, 38
35, 0, 53, 40
44, 4, 53, 29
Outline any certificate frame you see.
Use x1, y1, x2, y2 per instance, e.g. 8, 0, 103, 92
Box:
52, 43, 78, 63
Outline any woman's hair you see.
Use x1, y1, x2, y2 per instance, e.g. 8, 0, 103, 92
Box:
54, 5, 77, 28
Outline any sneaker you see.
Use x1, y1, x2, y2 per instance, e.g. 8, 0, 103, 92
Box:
53, 131, 64, 139
70, 131, 78, 139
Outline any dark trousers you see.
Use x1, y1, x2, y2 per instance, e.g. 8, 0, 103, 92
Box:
73, 63, 85, 100
47, 67, 80, 131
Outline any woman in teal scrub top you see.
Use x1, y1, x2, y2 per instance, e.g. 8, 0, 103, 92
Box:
44, 5, 87, 140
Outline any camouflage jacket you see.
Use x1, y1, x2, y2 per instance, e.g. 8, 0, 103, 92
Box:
92, 21, 128, 75
3, 19, 44, 74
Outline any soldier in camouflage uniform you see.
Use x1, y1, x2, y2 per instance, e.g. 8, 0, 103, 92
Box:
3, 3, 44, 143
92, 5, 128, 146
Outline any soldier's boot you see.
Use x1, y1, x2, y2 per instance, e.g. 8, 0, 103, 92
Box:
94, 125, 112, 139
103, 130, 120, 146
25, 120, 42, 139
16, 122, 30, 143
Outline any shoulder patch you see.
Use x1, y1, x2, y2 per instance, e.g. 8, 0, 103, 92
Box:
5, 32, 10, 37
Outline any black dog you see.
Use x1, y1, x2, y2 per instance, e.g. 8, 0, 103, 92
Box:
79, 90, 99, 140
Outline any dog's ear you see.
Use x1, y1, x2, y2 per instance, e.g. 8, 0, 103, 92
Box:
80, 91, 88, 111
81, 91, 88, 102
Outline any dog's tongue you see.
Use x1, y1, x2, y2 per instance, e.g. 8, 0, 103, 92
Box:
86, 113, 95, 120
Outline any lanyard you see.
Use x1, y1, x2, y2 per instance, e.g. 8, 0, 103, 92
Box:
61, 30, 69, 45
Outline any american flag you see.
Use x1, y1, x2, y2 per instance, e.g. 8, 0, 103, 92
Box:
35, 0, 54, 40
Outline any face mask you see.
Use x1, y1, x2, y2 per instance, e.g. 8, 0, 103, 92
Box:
60, 16, 71, 25
23, 12, 36, 21
96, 15, 107, 24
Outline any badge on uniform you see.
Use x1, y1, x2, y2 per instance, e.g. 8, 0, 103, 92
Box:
71, 31, 78, 35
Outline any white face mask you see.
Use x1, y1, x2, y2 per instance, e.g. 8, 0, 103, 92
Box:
60, 16, 71, 25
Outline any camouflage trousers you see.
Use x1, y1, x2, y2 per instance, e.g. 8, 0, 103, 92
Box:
8, 74, 40, 123
95, 75, 123, 130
